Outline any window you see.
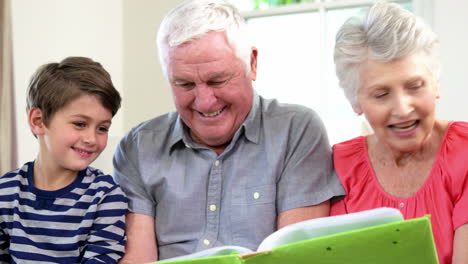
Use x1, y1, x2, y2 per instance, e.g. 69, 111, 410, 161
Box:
232, 0, 431, 144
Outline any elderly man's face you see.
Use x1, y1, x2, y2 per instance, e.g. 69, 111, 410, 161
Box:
166, 31, 257, 153
356, 52, 439, 153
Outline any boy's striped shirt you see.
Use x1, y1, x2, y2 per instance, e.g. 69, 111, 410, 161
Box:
0, 162, 127, 263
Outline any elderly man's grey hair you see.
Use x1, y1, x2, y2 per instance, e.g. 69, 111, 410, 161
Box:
156, 0, 252, 79
334, 1, 440, 108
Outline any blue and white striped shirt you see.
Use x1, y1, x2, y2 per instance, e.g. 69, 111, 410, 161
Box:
0, 162, 127, 263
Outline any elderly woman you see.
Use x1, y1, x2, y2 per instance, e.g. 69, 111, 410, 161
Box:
330, 2, 468, 264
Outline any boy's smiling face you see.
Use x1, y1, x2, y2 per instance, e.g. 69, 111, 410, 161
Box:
32, 94, 112, 173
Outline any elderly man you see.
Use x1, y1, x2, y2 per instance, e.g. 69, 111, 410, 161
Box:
113, 0, 344, 262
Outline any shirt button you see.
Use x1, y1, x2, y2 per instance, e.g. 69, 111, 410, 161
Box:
185, 144, 191, 149
214, 160, 220, 166
399, 202, 405, 208
203, 239, 210, 246
209, 204, 217, 212
253, 192, 260, 200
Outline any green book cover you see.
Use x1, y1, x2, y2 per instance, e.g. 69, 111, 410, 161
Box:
242, 216, 437, 264
156, 208, 438, 264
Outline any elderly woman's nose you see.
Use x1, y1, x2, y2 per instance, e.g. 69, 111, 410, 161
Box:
392, 95, 414, 117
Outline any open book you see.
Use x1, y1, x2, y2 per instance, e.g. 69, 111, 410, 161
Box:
158, 207, 438, 264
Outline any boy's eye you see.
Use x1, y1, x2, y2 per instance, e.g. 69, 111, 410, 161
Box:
73, 122, 86, 128
98, 126, 109, 133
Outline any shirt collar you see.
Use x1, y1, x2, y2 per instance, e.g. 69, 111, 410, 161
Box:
169, 92, 261, 150
240, 91, 261, 144
169, 115, 186, 149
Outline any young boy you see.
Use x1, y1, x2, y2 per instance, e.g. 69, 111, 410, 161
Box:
0, 57, 127, 263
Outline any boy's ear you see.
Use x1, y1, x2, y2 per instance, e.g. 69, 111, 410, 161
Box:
28, 107, 46, 136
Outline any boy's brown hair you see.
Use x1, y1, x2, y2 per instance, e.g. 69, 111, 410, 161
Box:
27, 56, 121, 128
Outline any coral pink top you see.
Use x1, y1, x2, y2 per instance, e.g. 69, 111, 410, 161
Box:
331, 121, 468, 264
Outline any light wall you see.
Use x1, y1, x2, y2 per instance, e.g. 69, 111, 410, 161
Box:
122, 1, 185, 132
11, 0, 124, 174
11, 0, 468, 174
432, 1, 468, 121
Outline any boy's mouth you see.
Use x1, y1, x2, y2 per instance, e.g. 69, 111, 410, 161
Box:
72, 147, 93, 157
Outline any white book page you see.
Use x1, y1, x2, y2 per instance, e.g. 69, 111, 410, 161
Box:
257, 207, 403, 251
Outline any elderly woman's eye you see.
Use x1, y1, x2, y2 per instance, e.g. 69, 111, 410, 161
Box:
409, 81, 424, 90
374, 92, 388, 98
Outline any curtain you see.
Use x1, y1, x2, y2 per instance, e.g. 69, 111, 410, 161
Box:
0, 0, 17, 174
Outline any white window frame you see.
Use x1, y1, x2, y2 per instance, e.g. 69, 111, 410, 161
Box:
241, 0, 433, 21
241, 0, 433, 89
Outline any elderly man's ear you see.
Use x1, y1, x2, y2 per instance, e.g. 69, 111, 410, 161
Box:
249, 47, 258, 81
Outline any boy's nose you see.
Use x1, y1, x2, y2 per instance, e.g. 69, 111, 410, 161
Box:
83, 130, 96, 144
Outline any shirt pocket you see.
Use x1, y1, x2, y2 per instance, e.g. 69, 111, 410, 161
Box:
232, 184, 276, 206
231, 184, 277, 248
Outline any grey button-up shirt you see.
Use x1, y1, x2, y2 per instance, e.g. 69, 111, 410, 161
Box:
113, 94, 344, 260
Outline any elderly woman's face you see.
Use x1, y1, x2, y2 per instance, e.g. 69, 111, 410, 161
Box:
356, 52, 439, 153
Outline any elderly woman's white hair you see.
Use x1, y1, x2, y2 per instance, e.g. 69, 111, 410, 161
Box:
156, 0, 252, 79
334, 1, 440, 108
